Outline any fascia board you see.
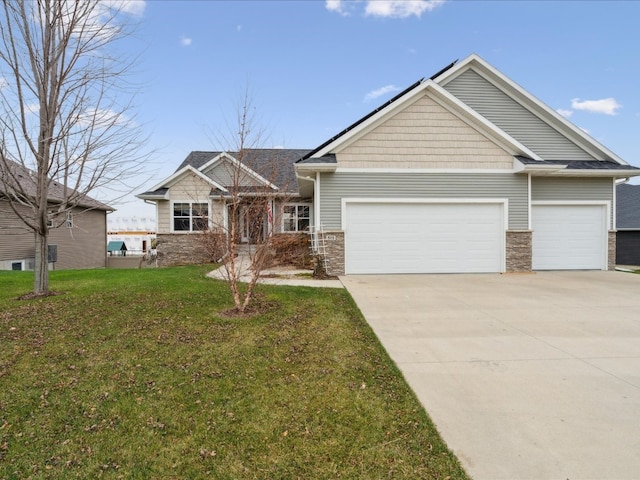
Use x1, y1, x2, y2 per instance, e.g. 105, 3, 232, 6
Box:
149, 165, 228, 193
439, 55, 628, 165
294, 163, 338, 174
214, 152, 280, 191
310, 80, 431, 159
198, 152, 231, 172
427, 82, 542, 160
310, 77, 541, 162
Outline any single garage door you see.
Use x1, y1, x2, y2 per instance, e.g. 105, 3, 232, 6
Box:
344, 201, 504, 274
532, 204, 607, 270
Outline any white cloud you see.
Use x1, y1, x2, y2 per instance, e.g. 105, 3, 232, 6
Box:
571, 97, 622, 116
326, 0, 444, 18
180, 36, 192, 47
325, 0, 350, 16
364, 84, 400, 102
0, 77, 7, 90
100, 0, 146, 17
365, 0, 445, 18
557, 108, 573, 118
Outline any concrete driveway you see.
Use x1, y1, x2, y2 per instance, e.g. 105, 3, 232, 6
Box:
340, 271, 640, 480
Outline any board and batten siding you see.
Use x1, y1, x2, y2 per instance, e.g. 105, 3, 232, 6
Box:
318, 172, 528, 230
337, 93, 514, 169
442, 69, 596, 161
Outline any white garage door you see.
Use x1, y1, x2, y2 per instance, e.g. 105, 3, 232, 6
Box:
344, 202, 504, 274
532, 204, 607, 270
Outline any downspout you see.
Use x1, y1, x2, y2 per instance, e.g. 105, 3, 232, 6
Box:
296, 172, 319, 252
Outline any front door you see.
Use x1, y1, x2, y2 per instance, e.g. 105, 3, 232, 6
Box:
234, 204, 266, 243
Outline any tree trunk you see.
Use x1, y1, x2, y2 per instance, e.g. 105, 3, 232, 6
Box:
34, 230, 49, 294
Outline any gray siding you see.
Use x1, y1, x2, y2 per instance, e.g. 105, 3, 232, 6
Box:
0, 200, 35, 262
49, 207, 108, 269
319, 172, 528, 230
531, 177, 614, 225
442, 70, 596, 161
531, 177, 612, 202
202, 161, 262, 187
0, 202, 107, 270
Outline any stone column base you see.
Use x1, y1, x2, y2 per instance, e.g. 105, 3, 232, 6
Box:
506, 230, 532, 272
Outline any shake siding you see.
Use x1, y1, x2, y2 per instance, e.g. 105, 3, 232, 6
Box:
337, 94, 514, 169
49, 208, 107, 269
319, 172, 528, 230
0, 200, 35, 261
169, 174, 213, 202
442, 70, 596, 161
157, 200, 170, 233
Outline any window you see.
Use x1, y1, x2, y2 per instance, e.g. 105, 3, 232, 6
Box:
173, 202, 209, 232
283, 204, 310, 232
66, 212, 73, 228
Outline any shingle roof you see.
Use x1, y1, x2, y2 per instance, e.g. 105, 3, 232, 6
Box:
179, 149, 311, 193
297, 60, 458, 163
0, 159, 112, 211
516, 157, 640, 171
617, 183, 640, 229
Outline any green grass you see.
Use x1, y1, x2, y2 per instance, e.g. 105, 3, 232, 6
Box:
0, 266, 468, 479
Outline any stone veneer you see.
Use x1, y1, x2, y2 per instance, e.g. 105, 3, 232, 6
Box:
323, 231, 345, 276
156, 233, 211, 267
608, 231, 616, 271
505, 230, 532, 272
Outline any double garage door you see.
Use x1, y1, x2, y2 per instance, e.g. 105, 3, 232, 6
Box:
343, 201, 608, 274
344, 201, 505, 274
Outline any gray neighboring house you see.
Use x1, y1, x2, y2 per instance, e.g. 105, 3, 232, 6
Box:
616, 183, 640, 265
139, 54, 640, 274
0, 160, 113, 271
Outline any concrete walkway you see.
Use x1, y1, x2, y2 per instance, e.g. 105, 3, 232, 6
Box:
341, 271, 640, 480
207, 257, 343, 288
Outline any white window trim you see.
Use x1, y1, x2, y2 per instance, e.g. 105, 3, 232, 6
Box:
282, 203, 311, 233
170, 200, 210, 233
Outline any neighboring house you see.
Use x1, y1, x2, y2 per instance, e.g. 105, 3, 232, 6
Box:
616, 183, 640, 265
0, 160, 113, 271
139, 54, 640, 274
137, 149, 312, 266
107, 215, 156, 255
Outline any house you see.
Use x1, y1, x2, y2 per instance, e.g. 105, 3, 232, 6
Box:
0, 159, 113, 271
137, 149, 312, 266
616, 183, 640, 265
139, 54, 639, 274
107, 241, 128, 256
107, 216, 156, 255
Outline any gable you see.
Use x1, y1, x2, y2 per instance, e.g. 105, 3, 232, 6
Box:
201, 158, 264, 188
441, 69, 597, 161
168, 172, 214, 201
336, 92, 514, 169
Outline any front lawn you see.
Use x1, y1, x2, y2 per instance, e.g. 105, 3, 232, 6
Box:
0, 266, 468, 479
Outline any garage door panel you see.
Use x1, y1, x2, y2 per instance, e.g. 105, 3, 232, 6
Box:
532, 205, 606, 270
345, 202, 504, 274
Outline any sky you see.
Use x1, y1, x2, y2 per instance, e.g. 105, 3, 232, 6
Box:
108, 0, 640, 220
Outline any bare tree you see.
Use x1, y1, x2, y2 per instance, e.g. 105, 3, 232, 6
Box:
0, 0, 147, 295
204, 91, 307, 314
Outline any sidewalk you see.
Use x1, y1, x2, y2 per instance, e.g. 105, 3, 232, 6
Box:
207, 257, 343, 288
